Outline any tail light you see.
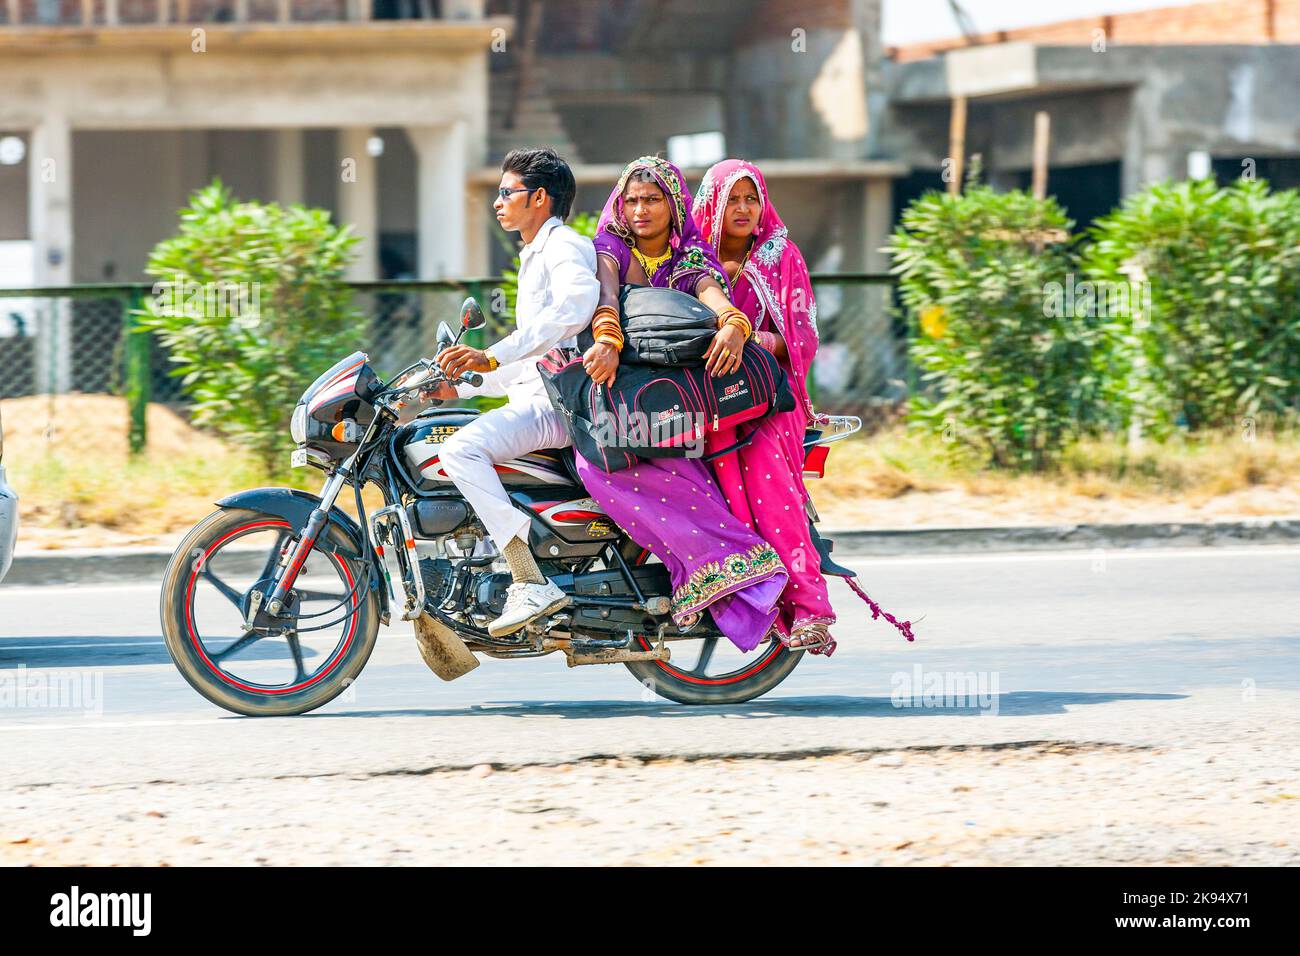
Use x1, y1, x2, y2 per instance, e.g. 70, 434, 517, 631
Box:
803, 444, 829, 479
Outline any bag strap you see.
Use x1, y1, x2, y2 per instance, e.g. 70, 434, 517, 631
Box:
703, 421, 761, 462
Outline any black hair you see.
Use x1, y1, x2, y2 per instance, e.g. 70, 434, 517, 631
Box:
501, 147, 577, 221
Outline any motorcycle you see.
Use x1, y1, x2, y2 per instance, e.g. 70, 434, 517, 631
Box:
160, 297, 869, 717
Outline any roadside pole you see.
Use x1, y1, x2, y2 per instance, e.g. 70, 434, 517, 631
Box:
123, 288, 150, 455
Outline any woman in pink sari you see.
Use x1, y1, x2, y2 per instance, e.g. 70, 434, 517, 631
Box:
692, 160, 839, 653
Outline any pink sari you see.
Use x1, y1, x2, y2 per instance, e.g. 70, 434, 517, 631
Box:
692, 160, 835, 642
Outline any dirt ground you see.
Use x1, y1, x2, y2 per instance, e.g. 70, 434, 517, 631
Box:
5, 739, 1296, 866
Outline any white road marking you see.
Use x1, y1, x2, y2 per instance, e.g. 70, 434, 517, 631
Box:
0, 641, 162, 650
837, 545, 1300, 568
0, 717, 229, 732
0, 582, 162, 597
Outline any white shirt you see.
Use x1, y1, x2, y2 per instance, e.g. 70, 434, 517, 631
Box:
457, 216, 599, 405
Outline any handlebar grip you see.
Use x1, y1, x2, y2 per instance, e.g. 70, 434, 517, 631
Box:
462, 372, 483, 387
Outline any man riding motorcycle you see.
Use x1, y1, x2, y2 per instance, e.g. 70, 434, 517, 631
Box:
430, 147, 600, 638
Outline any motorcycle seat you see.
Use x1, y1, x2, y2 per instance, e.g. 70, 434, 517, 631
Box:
531, 444, 585, 487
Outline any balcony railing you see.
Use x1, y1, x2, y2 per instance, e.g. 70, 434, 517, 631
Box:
0, 0, 487, 26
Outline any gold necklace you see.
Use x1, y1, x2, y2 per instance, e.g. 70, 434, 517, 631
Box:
724, 238, 754, 283
632, 244, 672, 281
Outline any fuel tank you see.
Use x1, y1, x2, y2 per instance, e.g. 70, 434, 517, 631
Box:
394, 407, 577, 493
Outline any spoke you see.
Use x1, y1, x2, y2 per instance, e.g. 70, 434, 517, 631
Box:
258, 532, 289, 582
690, 637, 718, 676
284, 630, 308, 683
211, 630, 266, 663
296, 589, 347, 603
201, 567, 244, 609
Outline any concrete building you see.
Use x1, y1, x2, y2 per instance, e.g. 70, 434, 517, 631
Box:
0, 1, 504, 289
3, 0, 1297, 288
0, 0, 903, 289
881, 0, 1300, 228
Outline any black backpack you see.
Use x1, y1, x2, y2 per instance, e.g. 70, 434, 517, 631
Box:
576, 285, 717, 366
538, 342, 795, 474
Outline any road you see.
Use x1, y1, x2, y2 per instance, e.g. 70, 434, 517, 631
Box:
2, 545, 1298, 865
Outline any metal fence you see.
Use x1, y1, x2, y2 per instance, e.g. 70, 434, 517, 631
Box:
0, 274, 907, 448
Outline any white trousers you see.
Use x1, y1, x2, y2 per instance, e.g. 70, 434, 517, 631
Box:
438, 398, 571, 549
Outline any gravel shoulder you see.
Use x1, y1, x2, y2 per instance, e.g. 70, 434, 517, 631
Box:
4, 688, 1296, 866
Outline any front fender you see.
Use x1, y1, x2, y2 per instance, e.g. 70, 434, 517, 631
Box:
216, 487, 366, 561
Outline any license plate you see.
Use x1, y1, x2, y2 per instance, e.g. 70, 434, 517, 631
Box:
291, 448, 308, 468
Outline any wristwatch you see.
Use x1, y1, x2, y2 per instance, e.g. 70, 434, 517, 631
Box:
484, 349, 500, 371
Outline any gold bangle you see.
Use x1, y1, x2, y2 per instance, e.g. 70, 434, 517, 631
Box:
596, 334, 623, 349
720, 307, 751, 331
484, 349, 499, 371
724, 315, 752, 339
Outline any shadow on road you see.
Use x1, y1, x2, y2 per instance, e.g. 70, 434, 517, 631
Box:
0, 636, 324, 668
303, 691, 1186, 722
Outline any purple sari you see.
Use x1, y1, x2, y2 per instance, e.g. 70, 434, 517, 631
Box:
574, 156, 788, 651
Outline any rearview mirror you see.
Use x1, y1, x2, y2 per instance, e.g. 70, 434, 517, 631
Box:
460, 297, 487, 332
436, 321, 455, 345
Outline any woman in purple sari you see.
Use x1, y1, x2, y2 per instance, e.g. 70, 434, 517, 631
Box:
573, 156, 788, 651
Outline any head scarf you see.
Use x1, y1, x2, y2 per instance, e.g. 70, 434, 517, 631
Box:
594, 155, 728, 294
692, 159, 819, 426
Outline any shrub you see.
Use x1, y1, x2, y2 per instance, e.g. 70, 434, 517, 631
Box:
888, 183, 1115, 470
138, 181, 363, 475
1084, 178, 1300, 433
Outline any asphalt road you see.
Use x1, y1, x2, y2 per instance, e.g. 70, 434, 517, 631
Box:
2, 545, 1298, 865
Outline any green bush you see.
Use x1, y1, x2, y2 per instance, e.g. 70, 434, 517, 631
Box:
138, 181, 363, 476
888, 183, 1115, 470
1085, 178, 1300, 433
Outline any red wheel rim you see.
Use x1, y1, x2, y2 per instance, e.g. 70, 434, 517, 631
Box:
183, 519, 359, 695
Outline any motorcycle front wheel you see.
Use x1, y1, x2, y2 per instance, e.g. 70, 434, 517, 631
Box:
160, 506, 381, 717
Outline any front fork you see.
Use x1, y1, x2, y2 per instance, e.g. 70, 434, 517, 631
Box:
263, 467, 352, 616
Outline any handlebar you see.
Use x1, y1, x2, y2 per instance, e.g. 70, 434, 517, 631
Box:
376, 355, 484, 414
805, 415, 862, 448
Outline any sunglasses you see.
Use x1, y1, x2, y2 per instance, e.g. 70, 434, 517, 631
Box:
497, 186, 539, 201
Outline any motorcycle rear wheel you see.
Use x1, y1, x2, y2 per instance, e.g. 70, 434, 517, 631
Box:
620, 544, 803, 705
160, 506, 381, 717
625, 637, 803, 705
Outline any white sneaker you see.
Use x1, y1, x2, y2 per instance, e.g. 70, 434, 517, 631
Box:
488, 579, 571, 637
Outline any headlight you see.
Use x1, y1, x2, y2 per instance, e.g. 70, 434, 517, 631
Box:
290, 404, 307, 444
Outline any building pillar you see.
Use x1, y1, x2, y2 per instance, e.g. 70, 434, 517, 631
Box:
863, 176, 893, 272
271, 128, 305, 207
862, 174, 897, 386
28, 115, 73, 393
408, 121, 469, 280
337, 127, 378, 281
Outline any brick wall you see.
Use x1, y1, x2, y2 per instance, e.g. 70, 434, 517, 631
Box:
888, 0, 1300, 62
736, 0, 852, 45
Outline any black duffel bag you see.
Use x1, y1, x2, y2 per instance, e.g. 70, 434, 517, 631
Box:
538, 340, 795, 474
576, 284, 717, 366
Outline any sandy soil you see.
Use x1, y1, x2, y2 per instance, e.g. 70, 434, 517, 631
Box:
6, 394, 1298, 552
